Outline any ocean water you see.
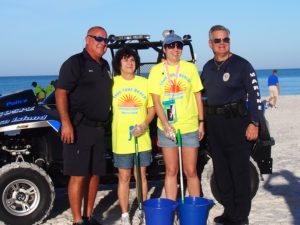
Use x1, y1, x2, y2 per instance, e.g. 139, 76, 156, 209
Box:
0, 68, 299, 97
256, 68, 300, 97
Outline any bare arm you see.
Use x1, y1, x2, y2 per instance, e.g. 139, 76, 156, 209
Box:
194, 91, 205, 141
132, 106, 156, 137
55, 88, 74, 144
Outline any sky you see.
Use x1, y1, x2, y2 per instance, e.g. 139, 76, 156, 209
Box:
1, 0, 300, 76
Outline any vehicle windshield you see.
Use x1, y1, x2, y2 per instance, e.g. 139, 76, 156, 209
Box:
107, 34, 196, 77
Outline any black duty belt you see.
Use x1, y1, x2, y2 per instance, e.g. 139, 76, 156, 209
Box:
80, 117, 110, 127
205, 101, 248, 117
72, 112, 111, 127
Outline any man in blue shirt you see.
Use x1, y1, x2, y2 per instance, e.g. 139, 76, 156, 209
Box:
267, 69, 280, 108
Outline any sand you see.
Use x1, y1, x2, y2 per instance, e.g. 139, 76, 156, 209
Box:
207, 95, 300, 225
1, 96, 300, 225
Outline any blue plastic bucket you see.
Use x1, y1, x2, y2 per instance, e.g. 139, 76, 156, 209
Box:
178, 197, 214, 225
143, 198, 178, 225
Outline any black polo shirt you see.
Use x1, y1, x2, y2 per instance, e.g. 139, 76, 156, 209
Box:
201, 54, 262, 122
57, 49, 112, 122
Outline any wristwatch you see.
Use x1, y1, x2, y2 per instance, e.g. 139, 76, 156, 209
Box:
250, 121, 259, 127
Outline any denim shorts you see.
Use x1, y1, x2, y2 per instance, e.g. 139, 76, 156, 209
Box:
113, 150, 152, 169
157, 129, 200, 148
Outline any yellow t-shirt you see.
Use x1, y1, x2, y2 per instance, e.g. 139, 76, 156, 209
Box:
148, 60, 203, 134
34, 85, 46, 99
45, 84, 55, 97
112, 75, 153, 154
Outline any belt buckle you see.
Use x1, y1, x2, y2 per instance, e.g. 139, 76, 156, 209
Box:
216, 107, 224, 115
223, 105, 231, 118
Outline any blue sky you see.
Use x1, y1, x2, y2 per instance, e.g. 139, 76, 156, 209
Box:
1, 0, 299, 76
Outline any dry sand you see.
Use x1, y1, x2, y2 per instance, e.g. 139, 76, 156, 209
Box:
2, 96, 299, 225
207, 95, 300, 225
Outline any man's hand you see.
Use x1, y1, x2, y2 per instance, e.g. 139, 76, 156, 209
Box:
61, 121, 74, 144
245, 123, 259, 141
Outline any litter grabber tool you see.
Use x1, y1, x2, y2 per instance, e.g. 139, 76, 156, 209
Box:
176, 129, 185, 204
134, 136, 144, 222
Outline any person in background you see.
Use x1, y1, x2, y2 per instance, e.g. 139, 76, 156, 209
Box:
31, 81, 46, 102
55, 26, 112, 225
148, 32, 205, 201
45, 80, 55, 97
201, 25, 262, 225
112, 46, 155, 225
267, 69, 280, 108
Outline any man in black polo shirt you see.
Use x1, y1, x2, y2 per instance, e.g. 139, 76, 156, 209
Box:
55, 26, 112, 225
201, 25, 262, 225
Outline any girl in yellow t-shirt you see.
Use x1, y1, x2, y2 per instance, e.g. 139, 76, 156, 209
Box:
112, 46, 155, 225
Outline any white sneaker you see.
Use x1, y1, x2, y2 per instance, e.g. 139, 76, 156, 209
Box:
121, 215, 131, 225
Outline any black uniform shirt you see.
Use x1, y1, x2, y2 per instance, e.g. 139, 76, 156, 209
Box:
57, 49, 112, 121
201, 54, 262, 122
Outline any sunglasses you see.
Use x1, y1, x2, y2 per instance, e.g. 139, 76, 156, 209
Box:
165, 42, 184, 50
88, 35, 110, 44
212, 37, 230, 44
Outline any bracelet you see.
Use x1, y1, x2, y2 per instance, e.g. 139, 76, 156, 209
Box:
198, 119, 204, 123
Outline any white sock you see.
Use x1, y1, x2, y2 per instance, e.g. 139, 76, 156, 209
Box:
121, 212, 129, 218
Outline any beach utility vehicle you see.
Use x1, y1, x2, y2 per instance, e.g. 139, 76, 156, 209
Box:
0, 32, 274, 225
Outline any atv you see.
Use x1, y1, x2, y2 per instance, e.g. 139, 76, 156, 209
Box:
0, 32, 274, 225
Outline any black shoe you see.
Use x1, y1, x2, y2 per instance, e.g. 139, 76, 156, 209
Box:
83, 216, 103, 225
73, 219, 89, 225
214, 213, 231, 224
224, 218, 249, 225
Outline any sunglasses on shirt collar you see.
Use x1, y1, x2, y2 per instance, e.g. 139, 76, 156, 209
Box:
88, 35, 110, 44
212, 37, 230, 44
164, 42, 184, 50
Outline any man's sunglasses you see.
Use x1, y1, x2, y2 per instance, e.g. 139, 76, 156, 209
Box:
88, 35, 110, 44
212, 37, 230, 44
165, 42, 184, 50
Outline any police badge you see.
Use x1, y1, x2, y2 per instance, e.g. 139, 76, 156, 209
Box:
223, 72, 230, 82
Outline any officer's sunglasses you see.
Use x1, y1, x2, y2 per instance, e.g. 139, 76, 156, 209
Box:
88, 35, 110, 44
212, 37, 230, 44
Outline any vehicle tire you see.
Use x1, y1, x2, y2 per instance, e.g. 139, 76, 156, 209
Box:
201, 157, 259, 203
0, 162, 55, 225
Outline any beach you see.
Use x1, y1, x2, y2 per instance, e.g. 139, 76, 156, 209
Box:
1, 95, 299, 225
207, 95, 300, 225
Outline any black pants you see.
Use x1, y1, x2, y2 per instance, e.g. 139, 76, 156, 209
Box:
206, 114, 252, 220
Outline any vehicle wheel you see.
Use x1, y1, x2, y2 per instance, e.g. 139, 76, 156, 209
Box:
0, 162, 55, 225
201, 157, 259, 203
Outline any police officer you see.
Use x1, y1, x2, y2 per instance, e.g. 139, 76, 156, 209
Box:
201, 25, 262, 225
56, 26, 112, 225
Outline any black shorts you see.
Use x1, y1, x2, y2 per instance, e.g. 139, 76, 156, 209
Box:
63, 124, 106, 176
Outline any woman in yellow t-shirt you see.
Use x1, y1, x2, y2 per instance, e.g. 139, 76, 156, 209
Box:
148, 32, 205, 201
112, 46, 155, 225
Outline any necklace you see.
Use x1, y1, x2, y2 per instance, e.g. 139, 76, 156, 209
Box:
214, 59, 226, 71
213, 53, 231, 71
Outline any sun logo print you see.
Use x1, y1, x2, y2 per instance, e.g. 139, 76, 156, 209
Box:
164, 79, 186, 94
118, 94, 142, 107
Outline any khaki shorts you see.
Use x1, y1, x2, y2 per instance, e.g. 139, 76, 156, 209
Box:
269, 86, 279, 97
